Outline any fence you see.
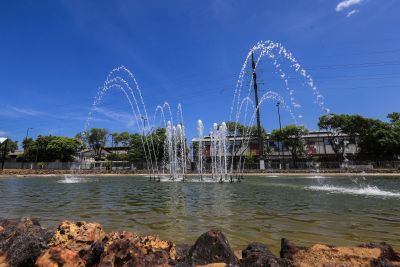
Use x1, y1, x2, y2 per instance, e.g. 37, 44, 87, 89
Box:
2, 161, 135, 170
2, 160, 400, 171
240, 160, 400, 170
198, 160, 400, 171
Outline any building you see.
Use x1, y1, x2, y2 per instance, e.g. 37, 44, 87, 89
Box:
78, 146, 130, 162
192, 131, 359, 161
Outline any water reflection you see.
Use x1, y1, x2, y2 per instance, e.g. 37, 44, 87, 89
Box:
0, 175, 399, 253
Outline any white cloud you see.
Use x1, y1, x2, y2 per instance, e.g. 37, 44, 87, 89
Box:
0, 105, 47, 117
93, 107, 137, 129
346, 9, 359, 17
0, 130, 7, 137
335, 0, 364, 12
0, 105, 98, 122
11, 106, 47, 116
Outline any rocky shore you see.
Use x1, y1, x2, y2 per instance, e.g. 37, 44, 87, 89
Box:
0, 218, 399, 266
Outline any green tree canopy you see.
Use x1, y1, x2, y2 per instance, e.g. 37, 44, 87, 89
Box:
0, 138, 18, 160
270, 125, 308, 167
118, 131, 131, 146
225, 121, 267, 138
46, 137, 80, 162
84, 128, 109, 160
388, 112, 400, 124
126, 128, 166, 164
20, 135, 80, 162
318, 113, 400, 159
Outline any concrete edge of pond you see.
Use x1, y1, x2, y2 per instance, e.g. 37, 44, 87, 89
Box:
1, 170, 400, 179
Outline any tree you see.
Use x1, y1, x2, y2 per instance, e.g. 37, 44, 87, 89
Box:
150, 128, 166, 162
119, 132, 131, 146
0, 138, 18, 160
388, 112, 400, 124
225, 121, 267, 138
75, 132, 87, 149
270, 125, 308, 168
85, 128, 108, 160
46, 137, 80, 162
125, 128, 166, 163
19, 135, 80, 162
362, 114, 400, 159
319, 113, 399, 160
127, 133, 146, 164
111, 132, 120, 147
318, 114, 350, 160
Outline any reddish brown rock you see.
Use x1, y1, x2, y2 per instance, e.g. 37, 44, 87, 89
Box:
186, 229, 239, 266
280, 238, 298, 261
0, 218, 53, 267
359, 242, 400, 266
176, 244, 191, 261
242, 242, 294, 267
48, 221, 106, 265
99, 231, 177, 266
36, 247, 85, 267
280, 241, 400, 267
140, 235, 177, 260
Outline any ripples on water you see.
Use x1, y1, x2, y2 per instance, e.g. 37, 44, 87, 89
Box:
0, 175, 399, 253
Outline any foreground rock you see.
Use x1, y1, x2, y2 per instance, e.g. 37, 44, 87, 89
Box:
36, 247, 85, 267
281, 238, 400, 267
0, 218, 53, 267
1, 217, 400, 267
50, 221, 105, 263
241, 242, 294, 267
185, 229, 239, 266
99, 231, 177, 266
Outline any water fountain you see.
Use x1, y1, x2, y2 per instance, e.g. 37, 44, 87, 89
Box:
164, 121, 187, 181
196, 120, 204, 180
80, 40, 329, 182
209, 122, 229, 182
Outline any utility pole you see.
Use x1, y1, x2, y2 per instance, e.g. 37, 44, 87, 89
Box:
276, 102, 283, 169
141, 116, 148, 136
251, 52, 264, 169
22, 127, 33, 169
141, 116, 151, 179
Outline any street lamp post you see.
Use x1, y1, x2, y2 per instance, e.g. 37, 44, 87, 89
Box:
22, 127, 33, 169
276, 102, 283, 170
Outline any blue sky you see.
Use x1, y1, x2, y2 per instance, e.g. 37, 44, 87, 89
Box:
1, 0, 399, 145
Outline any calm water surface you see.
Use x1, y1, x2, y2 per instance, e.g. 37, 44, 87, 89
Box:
0, 175, 399, 253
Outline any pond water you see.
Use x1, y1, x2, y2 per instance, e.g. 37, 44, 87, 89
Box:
0, 175, 399, 253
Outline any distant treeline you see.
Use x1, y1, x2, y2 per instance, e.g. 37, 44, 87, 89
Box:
2, 112, 399, 163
